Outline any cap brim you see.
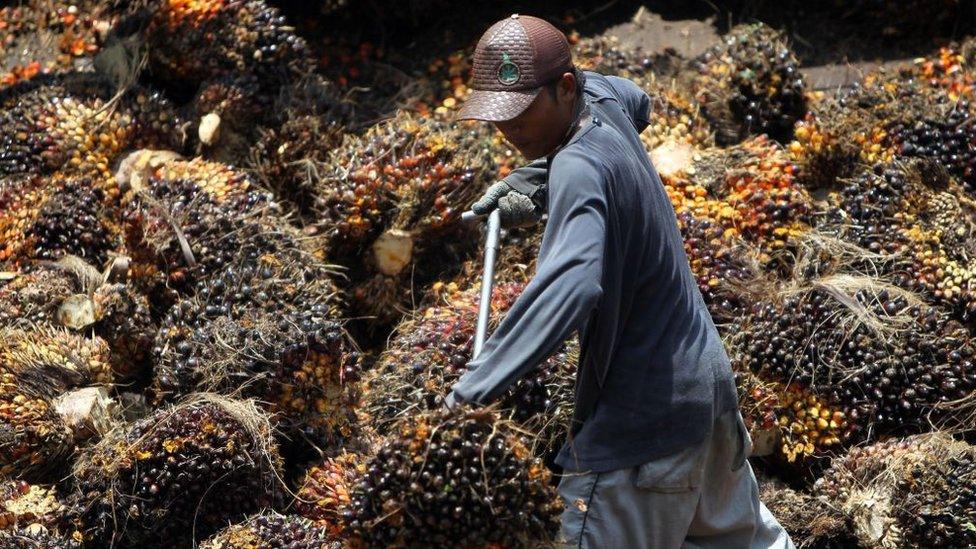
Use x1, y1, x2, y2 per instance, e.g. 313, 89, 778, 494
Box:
456, 87, 541, 122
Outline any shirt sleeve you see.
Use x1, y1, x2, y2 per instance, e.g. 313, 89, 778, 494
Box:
501, 156, 548, 209
448, 149, 607, 405
604, 75, 651, 134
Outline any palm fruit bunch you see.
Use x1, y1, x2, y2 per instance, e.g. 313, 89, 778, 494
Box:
820, 161, 976, 319
0, 266, 76, 327
735, 367, 848, 463
0, 326, 113, 389
0, 258, 155, 381
128, 0, 313, 89
152, 256, 358, 446
0, 175, 119, 269
658, 136, 811, 275
0, 73, 182, 186
731, 278, 976, 461
674, 210, 757, 324
814, 433, 976, 548
201, 511, 336, 548
755, 474, 856, 549
0, 480, 86, 547
346, 409, 562, 547
190, 73, 274, 164
313, 112, 516, 325
0, 1, 110, 88
0, 326, 120, 478
249, 113, 346, 215
903, 44, 975, 101
573, 35, 711, 151
71, 396, 284, 546
118, 152, 279, 298
0, 370, 72, 480
362, 282, 577, 455
689, 23, 807, 145
294, 451, 366, 539
415, 49, 474, 119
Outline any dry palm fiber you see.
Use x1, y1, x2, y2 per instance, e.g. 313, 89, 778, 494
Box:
814, 433, 976, 548
755, 472, 857, 549
0, 1, 111, 88
112, 0, 313, 90
200, 511, 337, 548
730, 275, 976, 462
70, 394, 284, 546
688, 23, 806, 146
293, 451, 366, 540
313, 111, 518, 325
362, 282, 577, 456
574, 35, 712, 151
346, 408, 562, 548
0, 72, 182, 186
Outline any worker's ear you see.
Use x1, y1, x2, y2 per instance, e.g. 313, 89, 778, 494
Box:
557, 72, 576, 104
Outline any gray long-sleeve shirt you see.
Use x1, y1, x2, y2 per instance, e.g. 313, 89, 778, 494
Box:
449, 72, 738, 473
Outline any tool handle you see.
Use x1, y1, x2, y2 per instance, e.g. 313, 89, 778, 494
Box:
461, 210, 485, 224
472, 209, 501, 359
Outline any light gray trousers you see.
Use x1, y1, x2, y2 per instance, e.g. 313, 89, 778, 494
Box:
557, 407, 794, 548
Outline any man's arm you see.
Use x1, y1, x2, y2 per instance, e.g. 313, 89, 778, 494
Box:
447, 150, 606, 406
604, 75, 651, 134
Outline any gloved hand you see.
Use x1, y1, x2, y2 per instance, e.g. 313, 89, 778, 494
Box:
471, 181, 543, 228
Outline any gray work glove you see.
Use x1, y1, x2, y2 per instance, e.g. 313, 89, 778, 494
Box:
471, 181, 543, 228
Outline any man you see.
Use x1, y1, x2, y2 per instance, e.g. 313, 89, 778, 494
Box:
443, 13, 793, 549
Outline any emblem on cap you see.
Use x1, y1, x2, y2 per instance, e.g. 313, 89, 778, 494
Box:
497, 52, 520, 86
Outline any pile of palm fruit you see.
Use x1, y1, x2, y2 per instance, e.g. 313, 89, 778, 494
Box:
4, 0, 976, 545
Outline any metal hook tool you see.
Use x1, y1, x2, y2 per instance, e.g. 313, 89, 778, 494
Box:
461, 209, 501, 359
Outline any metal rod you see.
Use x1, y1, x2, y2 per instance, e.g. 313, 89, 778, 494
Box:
473, 209, 501, 359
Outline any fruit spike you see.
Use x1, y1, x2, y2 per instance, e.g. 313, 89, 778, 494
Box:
200, 511, 334, 548
815, 433, 976, 548
71, 395, 284, 546
690, 23, 807, 145
0, 73, 182, 186
347, 408, 562, 547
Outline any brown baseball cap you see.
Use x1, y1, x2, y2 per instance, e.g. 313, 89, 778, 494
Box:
457, 14, 573, 122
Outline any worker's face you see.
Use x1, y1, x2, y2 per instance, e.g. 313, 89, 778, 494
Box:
494, 72, 578, 160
